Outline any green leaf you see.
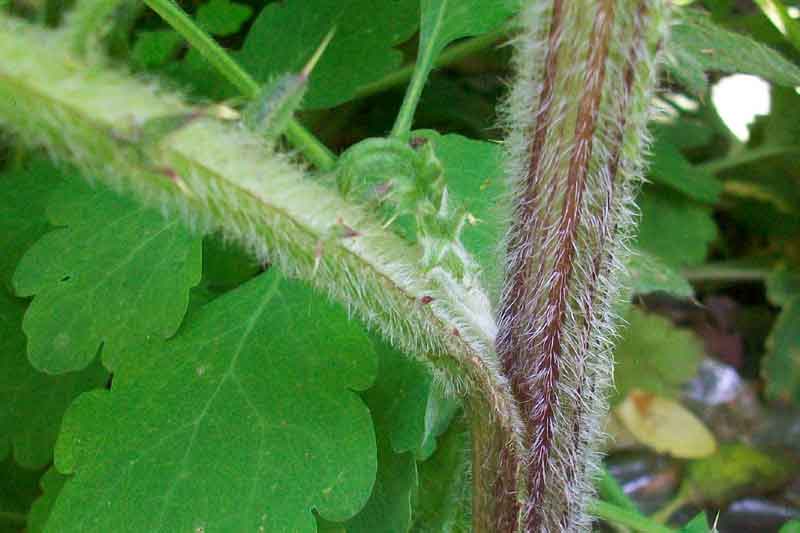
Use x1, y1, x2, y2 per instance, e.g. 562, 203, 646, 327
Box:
367, 342, 458, 460
0, 456, 41, 532
131, 30, 183, 69
681, 443, 793, 503
626, 250, 695, 299
613, 308, 703, 403
12, 178, 202, 374
47, 271, 378, 532
322, 341, 459, 533
681, 513, 712, 533
239, 0, 420, 109
766, 265, 800, 307
417, 131, 507, 290
652, 120, 713, 151
196, 0, 252, 37
669, 9, 800, 94
781, 520, 800, 533
637, 186, 718, 268
0, 290, 108, 469
201, 236, 261, 292
0, 159, 62, 290
411, 416, 471, 533
27, 467, 67, 533
392, 0, 511, 135
649, 138, 722, 203
762, 297, 800, 404
418, 0, 511, 62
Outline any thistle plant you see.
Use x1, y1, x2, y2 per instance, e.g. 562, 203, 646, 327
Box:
0, 0, 677, 531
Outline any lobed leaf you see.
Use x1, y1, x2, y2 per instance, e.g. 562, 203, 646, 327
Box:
47, 270, 378, 532
0, 290, 108, 469
13, 177, 202, 374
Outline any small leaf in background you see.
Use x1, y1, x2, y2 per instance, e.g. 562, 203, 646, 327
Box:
240, 0, 420, 109
649, 137, 722, 203
681, 443, 794, 503
416, 131, 507, 291
131, 30, 182, 69
637, 186, 718, 268
12, 178, 202, 374
195, 0, 252, 37
626, 250, 694, 299
0, 455, 41, 532
617, 390, 717, 459
762, 298, 800, 405
781, 520, 800, 533
47, 271, 378, 532
419, 0, 512, 62
669, 9, 800, 94
27, 467, 67, 533
652, 120, 714, 151
411, 417, 471, 533
613, 308, 703, 402
681, 512, 714, 533
766, 265, 800, 307
0, 159, 62, 290
0, 290, 108, 469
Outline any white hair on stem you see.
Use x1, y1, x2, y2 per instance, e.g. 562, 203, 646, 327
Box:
491, 1, 670, 531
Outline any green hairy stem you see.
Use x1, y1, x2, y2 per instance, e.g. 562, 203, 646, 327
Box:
0, 13, 525, 470
0, 0, 671, 529
490, 0, 669, 531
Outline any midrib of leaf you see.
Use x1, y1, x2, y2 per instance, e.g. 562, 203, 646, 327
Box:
0, 14, 525, 460
153, 273, 279, 529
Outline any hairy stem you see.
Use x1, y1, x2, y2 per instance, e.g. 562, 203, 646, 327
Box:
492, 1, 669, 530
0, 13, 524, 465
143, 0, 336, 170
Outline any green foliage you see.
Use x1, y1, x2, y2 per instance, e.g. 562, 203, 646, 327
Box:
763, 297, 800, 404
411, 417, 471, 533
669, 9, 800, 94
626, 251, 695, 299
649, 138, 722, 203
0, 160, 60, 290
195, 0, 251, 37
680, 443, 794, 503
0, 456, 41, 533
637, 186, 718, 268
26, 468, 67, 533
612, 308, 703, 403
781, 520, 800, 533
240, 0, 420, 109
46, 271, 378, 532
680, 513, 713, 533
1, 0, 800, 531
13, 178, 201, 374
418, 131, 506, 289
0, 290, 108, 469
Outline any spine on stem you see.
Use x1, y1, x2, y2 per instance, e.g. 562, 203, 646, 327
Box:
494, 1, 669, 531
